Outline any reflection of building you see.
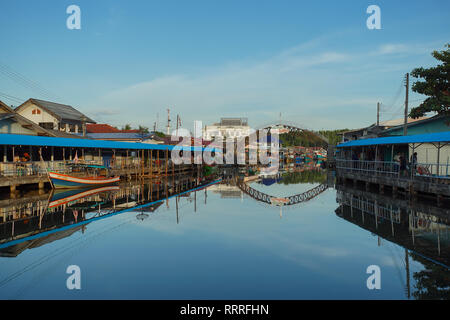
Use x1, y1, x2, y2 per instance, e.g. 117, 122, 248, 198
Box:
336, 185, 450, 266
204, 118, 251, 141
208, 183, 243, 198
335, 184, 450, 299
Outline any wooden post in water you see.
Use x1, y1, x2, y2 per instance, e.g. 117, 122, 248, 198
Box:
157, 150, 160, 175
150, 149, 153, 178
165, 148, 168, 177
176, 196, 179, 224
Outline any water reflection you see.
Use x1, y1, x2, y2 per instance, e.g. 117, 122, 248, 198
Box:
335, 184, 450, 299
0, 175, 220, 257
0, 166, 448, 299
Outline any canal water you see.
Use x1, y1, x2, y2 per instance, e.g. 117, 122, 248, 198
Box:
0, 168, 448, 299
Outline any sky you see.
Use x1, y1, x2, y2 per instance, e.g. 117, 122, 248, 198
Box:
0, 0, 449, 131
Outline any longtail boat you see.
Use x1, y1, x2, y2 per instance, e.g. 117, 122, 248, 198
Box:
48, 171, 120, 189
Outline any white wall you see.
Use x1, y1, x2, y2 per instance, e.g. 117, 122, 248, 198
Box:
17, 102, 58, 129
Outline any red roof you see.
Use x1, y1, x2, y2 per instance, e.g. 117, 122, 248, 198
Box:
87, 124, 142, 134
87, 124, 120, 133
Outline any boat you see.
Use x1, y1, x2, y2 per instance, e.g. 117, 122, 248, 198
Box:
48, 171, 120, 189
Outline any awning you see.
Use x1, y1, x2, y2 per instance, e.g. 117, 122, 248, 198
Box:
0, 133, 219, 152
337, 131, 450, 148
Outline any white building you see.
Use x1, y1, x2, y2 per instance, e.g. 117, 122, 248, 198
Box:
15, 98, 95, 134
204, 118, 251, 141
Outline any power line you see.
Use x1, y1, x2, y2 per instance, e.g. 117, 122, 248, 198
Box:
0, 61, 64, 102
0, 91, 24, 105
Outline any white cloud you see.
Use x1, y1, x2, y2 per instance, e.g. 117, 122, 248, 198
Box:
85, 38, 437, 131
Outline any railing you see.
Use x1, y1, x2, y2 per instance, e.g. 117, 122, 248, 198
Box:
414, 162, 450, 179
336, 159, 450, 181
337, 192, 401, 223
0, 159, 194, 178
336, 159, 400, 177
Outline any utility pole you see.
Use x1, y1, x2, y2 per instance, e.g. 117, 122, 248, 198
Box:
377, 102, 380, 126
403, 73, 409, 136
166, 108, 171, 136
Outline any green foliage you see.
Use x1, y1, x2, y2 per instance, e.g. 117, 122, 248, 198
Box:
410, 252, 450, 300
138, 125, 149, 134
279, 129, 348, 147
122, 124, 132, 130
154, 131, 166, 138
280, 130, 326, 147
318, 129, 349, 146
279, 170, 327, 185
410, 43, 450, 118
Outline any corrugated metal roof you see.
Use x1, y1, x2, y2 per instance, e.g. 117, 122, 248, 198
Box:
87, 132, 143, 140
27, 99, 95, 123
86, 124, 121, 133
337, 131, 450, 148
0, 133, 218, 152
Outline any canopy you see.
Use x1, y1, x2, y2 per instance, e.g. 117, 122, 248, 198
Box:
0, 133, 218, 152
337, 131, 450, 148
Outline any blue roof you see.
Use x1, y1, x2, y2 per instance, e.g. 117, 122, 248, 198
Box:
337, 131, 450, 148
86, 132, 144, 140
0, 133, 218, 152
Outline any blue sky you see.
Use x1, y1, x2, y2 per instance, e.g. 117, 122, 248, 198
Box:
0, 0, 449, 130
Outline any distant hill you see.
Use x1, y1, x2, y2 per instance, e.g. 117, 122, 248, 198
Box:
279, 129, 348, 147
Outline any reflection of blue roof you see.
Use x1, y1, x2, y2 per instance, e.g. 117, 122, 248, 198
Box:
337, 132, 450, 148
261, 177, 281, 186
0, 133, 218, 152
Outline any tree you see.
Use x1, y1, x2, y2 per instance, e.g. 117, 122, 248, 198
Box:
138, 125, 149, 135
409, 43, 450, 118
122, 124, 132, 130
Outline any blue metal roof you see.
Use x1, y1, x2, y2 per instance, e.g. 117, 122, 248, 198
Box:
86, 132, 144, 140
0, 133, 218, 152
337, 131, 450, 148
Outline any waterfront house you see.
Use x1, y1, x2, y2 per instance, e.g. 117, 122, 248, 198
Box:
340, 117, 429, 142
0, 100, 54, 136
15, 98, 96, 134
379, 115, 450, 166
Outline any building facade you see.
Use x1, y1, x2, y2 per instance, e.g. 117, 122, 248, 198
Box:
15, 98, 95, 134
204, 118, 251, 141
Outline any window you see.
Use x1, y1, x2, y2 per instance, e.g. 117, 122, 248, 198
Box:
39, 122, 54, 130
32, 108, 41, 115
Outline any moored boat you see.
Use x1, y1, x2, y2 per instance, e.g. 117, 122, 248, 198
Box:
48, 171, 120, 189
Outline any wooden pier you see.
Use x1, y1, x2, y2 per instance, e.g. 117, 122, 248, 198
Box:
0, 133, 216, 193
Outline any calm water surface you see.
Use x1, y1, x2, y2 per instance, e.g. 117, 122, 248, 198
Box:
0, 169, 448, 299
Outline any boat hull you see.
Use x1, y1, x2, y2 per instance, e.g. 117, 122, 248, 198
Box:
48, 172, 120, 189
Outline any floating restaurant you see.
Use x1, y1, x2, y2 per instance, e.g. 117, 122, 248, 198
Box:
0, 133, 218, 192
335, 131, 450, 202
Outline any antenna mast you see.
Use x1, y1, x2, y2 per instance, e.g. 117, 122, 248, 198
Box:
167, 108, 171, 135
